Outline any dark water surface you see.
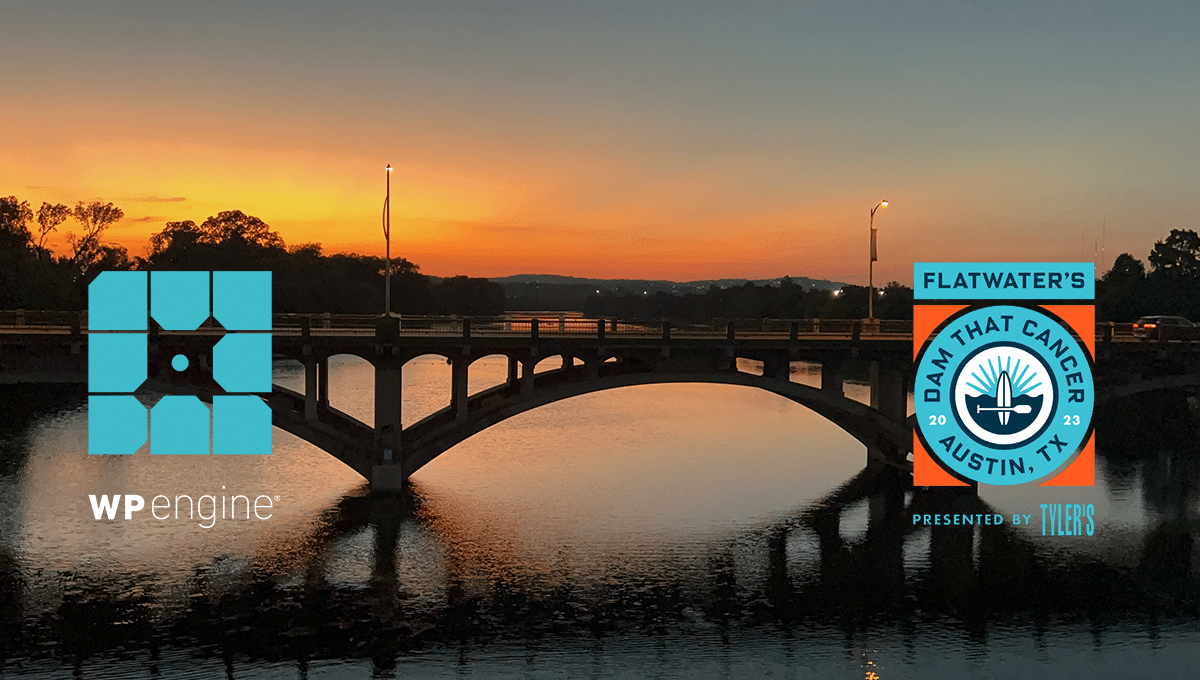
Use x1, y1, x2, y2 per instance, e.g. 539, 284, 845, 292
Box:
1, 357, 1198, 678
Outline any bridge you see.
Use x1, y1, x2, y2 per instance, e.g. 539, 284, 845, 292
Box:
1, 311, 1198, 490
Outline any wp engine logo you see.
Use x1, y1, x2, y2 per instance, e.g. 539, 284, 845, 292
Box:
87, 271, 273, 456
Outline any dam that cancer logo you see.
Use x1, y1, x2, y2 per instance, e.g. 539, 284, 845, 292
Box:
87, 271, 273, 456
914, 305, 1094, 485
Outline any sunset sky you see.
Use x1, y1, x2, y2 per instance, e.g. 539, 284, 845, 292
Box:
2, 1, 1198, 283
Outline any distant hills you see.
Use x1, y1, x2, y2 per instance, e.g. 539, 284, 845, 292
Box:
483, 273, 848, 312
490, 273, 846, 292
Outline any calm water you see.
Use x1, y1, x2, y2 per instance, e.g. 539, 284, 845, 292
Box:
0, 356, 1198, 678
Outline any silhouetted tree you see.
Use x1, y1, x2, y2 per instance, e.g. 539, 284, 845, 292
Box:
200, 210, 286, 250
431, 276, 507, 316
0, 197, 35, 309
1097, 253, 1147, 322
1148, 229, 1200, 276
141, 210, 506, 315
0, 196, 90, 309
148, 220, 205, 256
875, 281, 914, 319
68, 201, 124, 273
34, 202, 70, 259
0, 196, 33, 250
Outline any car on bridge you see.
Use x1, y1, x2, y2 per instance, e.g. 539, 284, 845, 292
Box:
1133, 315, 1198, 340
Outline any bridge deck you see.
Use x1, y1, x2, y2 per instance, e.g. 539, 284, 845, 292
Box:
0, 312, 1172, 344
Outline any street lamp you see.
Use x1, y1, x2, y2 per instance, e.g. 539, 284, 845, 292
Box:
384, 164, 392, 315
869, 199, 888, 320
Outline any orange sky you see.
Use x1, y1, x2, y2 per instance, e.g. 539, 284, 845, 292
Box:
3, 2, 1197, 284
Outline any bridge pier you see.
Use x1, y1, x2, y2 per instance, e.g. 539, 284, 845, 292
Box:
372, 358, 405, 491
301, 354, 330, 421
820, 357, 843, 396
451, 355, 469, 422
318, 358, 329, 411
867, 362, 909, 468
520, 357, 535, 396
507, 356, 519, 386
372, 316, 406, 490
373, 360, 402, 447
762, 352, 790, 382
304, 356, 318, 420
870, 362, 908, 422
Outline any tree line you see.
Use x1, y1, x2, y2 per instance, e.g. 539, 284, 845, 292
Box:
3, 192, 1196, 321
581, 279, 914, 320
1097, 230, 1200, 322
0, 196, 503, 315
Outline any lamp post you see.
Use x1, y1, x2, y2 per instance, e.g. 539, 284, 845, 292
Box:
384, 164, 392, 315
868, 199, 888, 320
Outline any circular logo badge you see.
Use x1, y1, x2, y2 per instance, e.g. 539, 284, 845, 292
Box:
915, 305, 1094, 485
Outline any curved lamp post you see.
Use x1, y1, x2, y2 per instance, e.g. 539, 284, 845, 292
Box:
869, 199, 888, 320
384, 164, 392, 315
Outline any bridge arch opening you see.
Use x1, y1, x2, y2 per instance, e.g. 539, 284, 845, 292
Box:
411, 381, 871, 507
533, 355, 584, 375
737, 358, 765, 377
270, 353, 377, 424
465, 353, 511, 397
321, 354, 375, 423
401, 354, 454, 426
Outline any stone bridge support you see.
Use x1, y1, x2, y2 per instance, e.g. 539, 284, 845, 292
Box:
507, 356, 519, 386
868, 362, 909, 469
451, 353, 469, 421
303, 354, 331, 421
304, 354, 319, 420
821, 356, 843, 396
372, 316, 405, 489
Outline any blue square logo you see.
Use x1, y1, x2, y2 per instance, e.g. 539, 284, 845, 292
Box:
87, 271, 273, 456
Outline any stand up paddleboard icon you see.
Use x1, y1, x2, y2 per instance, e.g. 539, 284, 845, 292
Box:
953, 347, 1055, 448
975, 371, 1034, 425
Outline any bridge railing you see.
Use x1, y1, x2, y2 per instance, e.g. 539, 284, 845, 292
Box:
0, 310, 86, 328
255, 313, 921, 338
0, 311, 1163, 343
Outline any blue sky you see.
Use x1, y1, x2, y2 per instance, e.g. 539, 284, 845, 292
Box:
2, 1, 1197, 280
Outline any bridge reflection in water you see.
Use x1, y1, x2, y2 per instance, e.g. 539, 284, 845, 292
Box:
4, 313, 1200, 674
2, 452, 1198, 677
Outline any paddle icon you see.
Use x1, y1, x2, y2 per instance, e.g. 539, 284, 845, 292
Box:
976, 404, 1033, 414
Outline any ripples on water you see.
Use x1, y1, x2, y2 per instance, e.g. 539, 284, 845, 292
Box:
0, 358, 1198, 678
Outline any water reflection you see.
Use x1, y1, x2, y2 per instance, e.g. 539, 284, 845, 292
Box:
1, 370, 1199, 677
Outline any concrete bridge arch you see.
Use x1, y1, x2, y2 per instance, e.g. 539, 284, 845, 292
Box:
271, 334, 914, 489
398, 368, 911, 478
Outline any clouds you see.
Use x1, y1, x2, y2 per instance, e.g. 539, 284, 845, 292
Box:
124, 196, 186, 203
2, 2, 1195, 281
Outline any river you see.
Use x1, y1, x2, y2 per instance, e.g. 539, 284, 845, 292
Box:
0, 355, 1197, 678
